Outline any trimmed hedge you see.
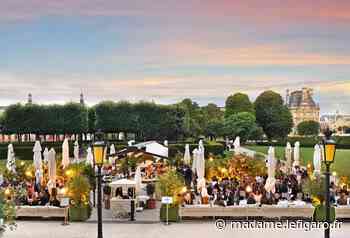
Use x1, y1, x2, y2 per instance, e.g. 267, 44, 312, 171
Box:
0, 141, 225, 161
168, 143, 225, 157
255, 136, 350, 149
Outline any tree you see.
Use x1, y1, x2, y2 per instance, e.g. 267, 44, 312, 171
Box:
255, 91, 293, 140
179, 99, 203, 138
297, 120, 320, 136
225, 93, 254, 117
202, 103, 224, 140
204, 119, 224, 140
223, 112, 260, 142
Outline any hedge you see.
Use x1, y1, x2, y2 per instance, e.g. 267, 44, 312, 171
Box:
255, 136, 350, 149
0, 142, 225, 161
168, 143, 225, 158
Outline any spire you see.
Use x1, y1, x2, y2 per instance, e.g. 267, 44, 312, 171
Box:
28, 93, 33, 104
80, 91, 84, 105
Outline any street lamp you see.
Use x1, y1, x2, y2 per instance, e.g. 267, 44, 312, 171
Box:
322, 128, 336, 238
93, 138, 105, 238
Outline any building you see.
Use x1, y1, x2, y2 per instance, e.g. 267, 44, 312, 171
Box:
286, 88, 320, 133
320, 111, 350, 135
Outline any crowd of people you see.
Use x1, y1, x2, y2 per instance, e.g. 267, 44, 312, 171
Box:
0, 176, 65, 207
181, 166, 350, 207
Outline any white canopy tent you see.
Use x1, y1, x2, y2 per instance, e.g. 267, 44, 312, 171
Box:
184, 144, 191, 165
62, 138, 70, 169
134, 141, 169, 158
110, 179, 136, 196
293, 141, 300, 167
313, 144, 322, 176
264, 146, 276, 193
6, 144, 16, 173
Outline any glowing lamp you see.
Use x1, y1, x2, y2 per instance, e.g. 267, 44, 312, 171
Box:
4, 188, 11, 196
246, 185, 252, 193
93, 141, 105, 166
323, 139, 336, 164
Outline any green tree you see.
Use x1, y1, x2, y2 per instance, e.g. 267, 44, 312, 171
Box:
225, 93, 254, 117
179, 99, 203, 138
223, 112, 259, 142
297, 120, 320, 136
255, 91, 293, 140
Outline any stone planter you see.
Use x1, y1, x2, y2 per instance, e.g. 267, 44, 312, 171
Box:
159, 205, 179, 222
69, 206, 91, 222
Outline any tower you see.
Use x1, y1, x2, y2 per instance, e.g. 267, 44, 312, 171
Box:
80, 91, 85, 105
285, 89, 290, 106
28, 93, 33, 104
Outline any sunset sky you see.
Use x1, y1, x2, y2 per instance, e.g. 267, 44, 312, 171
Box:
1, 0, 350, 114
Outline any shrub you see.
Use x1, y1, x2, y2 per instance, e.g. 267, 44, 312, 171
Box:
156, 170, 184, 207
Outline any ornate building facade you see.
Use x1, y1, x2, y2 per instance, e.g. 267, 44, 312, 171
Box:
286, 88, 320, 133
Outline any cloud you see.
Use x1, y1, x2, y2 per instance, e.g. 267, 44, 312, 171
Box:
1, 0, 350, 25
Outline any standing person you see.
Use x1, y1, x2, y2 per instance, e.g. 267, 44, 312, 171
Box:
103, 184, 112, 209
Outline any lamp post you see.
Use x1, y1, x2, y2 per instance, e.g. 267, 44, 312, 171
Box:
322, 128, 336, 238
93, 136, 105, 238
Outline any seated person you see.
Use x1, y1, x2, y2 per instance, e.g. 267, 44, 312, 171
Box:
337, 192, 348, 206
49, 188, 61, 207
277, 196, 289, 207
38, 189, 50, 206
247, 193, 256, 205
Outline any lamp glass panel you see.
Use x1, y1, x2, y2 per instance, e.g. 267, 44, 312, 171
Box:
325, 144, 336, 162
94, 146, 104, 165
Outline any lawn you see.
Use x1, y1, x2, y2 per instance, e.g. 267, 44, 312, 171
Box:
246, 145, 350, 178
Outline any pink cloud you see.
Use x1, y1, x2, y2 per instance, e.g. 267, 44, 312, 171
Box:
1, 0, 350, 25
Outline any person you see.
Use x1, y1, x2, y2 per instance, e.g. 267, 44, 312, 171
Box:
247, 193, 256, 205
38, 189, 50, 206
103, 184, 112, 209
50, 188, 61, 207
337, 192, 348, 206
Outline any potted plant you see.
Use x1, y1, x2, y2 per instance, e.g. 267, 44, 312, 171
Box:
67, 175, 92, 221
0, 188, 16, 235
156, 170, 185, 222
303, 177, 336, 222
146, 183, 156, 209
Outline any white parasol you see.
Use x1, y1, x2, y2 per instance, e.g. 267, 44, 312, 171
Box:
233, 136, 241, 155
285, 142, 292, 173
62, 138, 70, 169
73, 140, 79, 161
184, 144, 191, 165
33, 141, 42, 171
86, 147, 94, 167
293, 141, 300, 167
264, 146, 276, 193
43, 147, 49, 163
313, 144, 322, 176
6, 144, 16, 173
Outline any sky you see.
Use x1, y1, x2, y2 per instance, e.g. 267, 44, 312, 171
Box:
1, 0, 350, 114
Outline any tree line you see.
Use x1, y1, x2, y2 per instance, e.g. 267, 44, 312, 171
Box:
0, 90, 297, 142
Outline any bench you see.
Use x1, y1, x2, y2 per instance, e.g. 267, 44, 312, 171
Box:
16, 206, 67, 218
179, 205, 350, 219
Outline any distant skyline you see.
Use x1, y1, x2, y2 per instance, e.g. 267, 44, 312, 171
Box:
1, 0, 350, 114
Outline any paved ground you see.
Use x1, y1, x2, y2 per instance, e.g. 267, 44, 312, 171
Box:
88, 202, 160, 222
3, 221, 350, 238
